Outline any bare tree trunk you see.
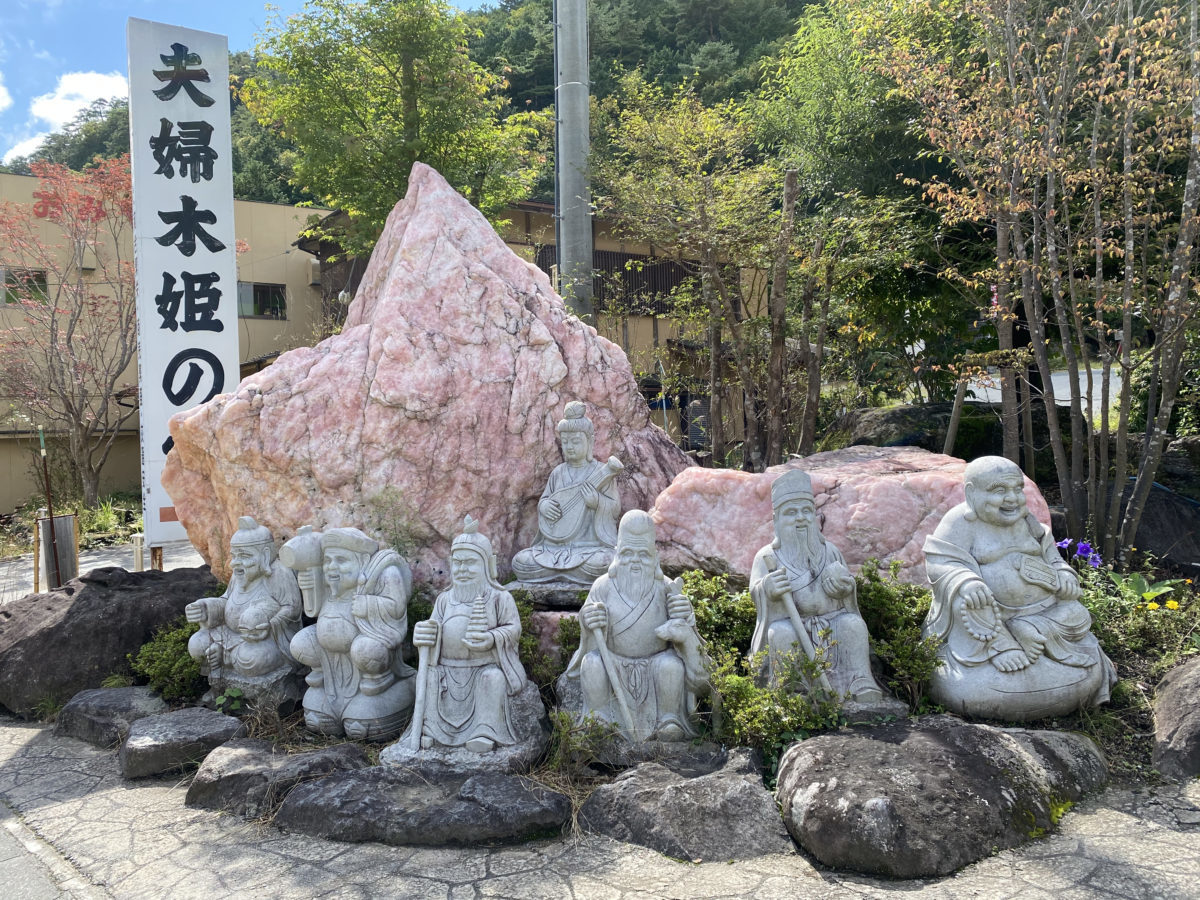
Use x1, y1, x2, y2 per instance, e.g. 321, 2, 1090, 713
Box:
996, 214, 1021, 464
1120, 0, 1200, 556
1019, 368, 1036, 479
800, 258, 835, 453
703, 271, 725, 466
765, 170, 799, 466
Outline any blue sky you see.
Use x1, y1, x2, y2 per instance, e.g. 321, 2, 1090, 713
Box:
0, 0, 470, 164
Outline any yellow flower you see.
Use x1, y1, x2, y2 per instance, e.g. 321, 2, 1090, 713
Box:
1146, 602, 1161, 610
1166, 600, 1180, 610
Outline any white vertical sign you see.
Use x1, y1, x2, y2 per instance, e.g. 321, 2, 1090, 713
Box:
128, 19, 238, 546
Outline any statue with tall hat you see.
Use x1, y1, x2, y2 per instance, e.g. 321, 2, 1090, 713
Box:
561, 509, 710, 742
511, 401, 623, 586
281, 525, 415, 740
922, 455, 1117, 720
749, 469, 883, 701
404, 516, 528, 753
185, 516, 304, 707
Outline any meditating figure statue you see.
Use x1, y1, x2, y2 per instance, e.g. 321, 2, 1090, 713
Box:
922, 455, 1117, 721
561, 510, 710, 742
406, 517, 528, 753
511, 401, 622, 586
749, 470, 883, 702
185, 516, 303, 706
281, 526, 415, 740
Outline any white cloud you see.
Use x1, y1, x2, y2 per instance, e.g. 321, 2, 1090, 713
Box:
29, 71, 127, 131
0, 72, 11, 115
3, 133, 50, 164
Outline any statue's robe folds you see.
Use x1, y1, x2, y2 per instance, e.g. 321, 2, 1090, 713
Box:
291, 551, 415, 738
922, 513, 1117, 721
421, 586, 525, 748
511, 459, 620, 585
190, 561, 302, 682
748, 541, 878, 698
563, 575, 707, 740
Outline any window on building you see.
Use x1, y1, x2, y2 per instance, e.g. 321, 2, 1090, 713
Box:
237, 282, 287, 319
2, 267, 48, 304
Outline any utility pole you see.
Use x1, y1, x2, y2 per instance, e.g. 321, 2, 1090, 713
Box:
553, 0, 594, 322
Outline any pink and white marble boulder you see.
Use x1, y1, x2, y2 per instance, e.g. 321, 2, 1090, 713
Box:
651, 446, 1051, 585
163, 163, 691, 585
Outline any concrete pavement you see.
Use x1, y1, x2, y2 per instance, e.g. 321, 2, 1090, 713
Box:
0, 714, 1198, 899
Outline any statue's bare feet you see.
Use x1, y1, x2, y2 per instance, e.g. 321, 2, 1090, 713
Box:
992, 649, 1031, 672
1008, 620, 1046, 662
465, 737, 495, 753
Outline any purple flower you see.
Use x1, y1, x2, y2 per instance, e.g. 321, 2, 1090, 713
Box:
1056, 538, 1071, 549
1075, 541, 1093, 557
1088, 552, 1102, 568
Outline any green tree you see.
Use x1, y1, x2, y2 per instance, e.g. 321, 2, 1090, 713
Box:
594, 70, 782, 469
244, 0, 552, 252
0, 58, 313, 207
3, 99, 130, 175
856, 0, 1200, 558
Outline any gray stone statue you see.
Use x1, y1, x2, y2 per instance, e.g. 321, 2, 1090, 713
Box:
511, 401, 622, 586
381, 517, 549, 774
560, 510, 710, 742
409, 517, 527, 752
749, 470, 883, 703
922, 456, 1117, 720
281, 526, 415, 740
185, 516, 303, 709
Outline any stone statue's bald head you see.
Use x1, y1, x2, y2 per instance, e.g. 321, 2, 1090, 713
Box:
963, 456, 1028, 526
964, 455, 1023, 488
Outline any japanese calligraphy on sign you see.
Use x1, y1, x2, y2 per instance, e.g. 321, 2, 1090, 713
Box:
129, 19, 238, 546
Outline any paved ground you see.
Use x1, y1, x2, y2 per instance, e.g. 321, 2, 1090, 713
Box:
0, 541, 206, 606
1, 716, 1198, 899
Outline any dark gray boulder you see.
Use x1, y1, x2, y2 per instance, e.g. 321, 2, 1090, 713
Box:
274, 767, 570, 846
119, 706, 247, 779
0, 566, 219, 718
1153, 657, 1200, 779
54, 686, 168, 748
775, 714, 1108, 878
1158, 435, 1200, 502
580, 749, 794, 861
185, 739, 369, 817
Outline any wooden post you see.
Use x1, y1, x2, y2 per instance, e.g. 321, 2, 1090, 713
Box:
943, 379, 969, 457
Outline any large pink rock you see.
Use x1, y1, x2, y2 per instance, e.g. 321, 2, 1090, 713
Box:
163, 163, 691, 585
651, 446, 1051, 584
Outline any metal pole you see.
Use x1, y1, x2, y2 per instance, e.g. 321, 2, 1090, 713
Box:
553, 0, 594, 322
38, 426, 63, 590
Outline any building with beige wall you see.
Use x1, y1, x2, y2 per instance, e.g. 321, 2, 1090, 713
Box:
0, 170, 327, 513
3, 174, 748, 514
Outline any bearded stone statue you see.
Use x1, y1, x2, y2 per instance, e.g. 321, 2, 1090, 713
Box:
748, 470, 882, 702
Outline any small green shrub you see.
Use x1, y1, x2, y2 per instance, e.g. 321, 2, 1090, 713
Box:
855, 559, 943, 711
543, 709, 618, 775
685, 570, 757, 656
1079, 564, 1198, 672
365, 486, 425, 555
32, 695, 64, 722
514, 594, 580, 698
129, 616, 205, 702
100, 672, 134, 689
215, 687, 245, 715
708, 646, 843, 783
